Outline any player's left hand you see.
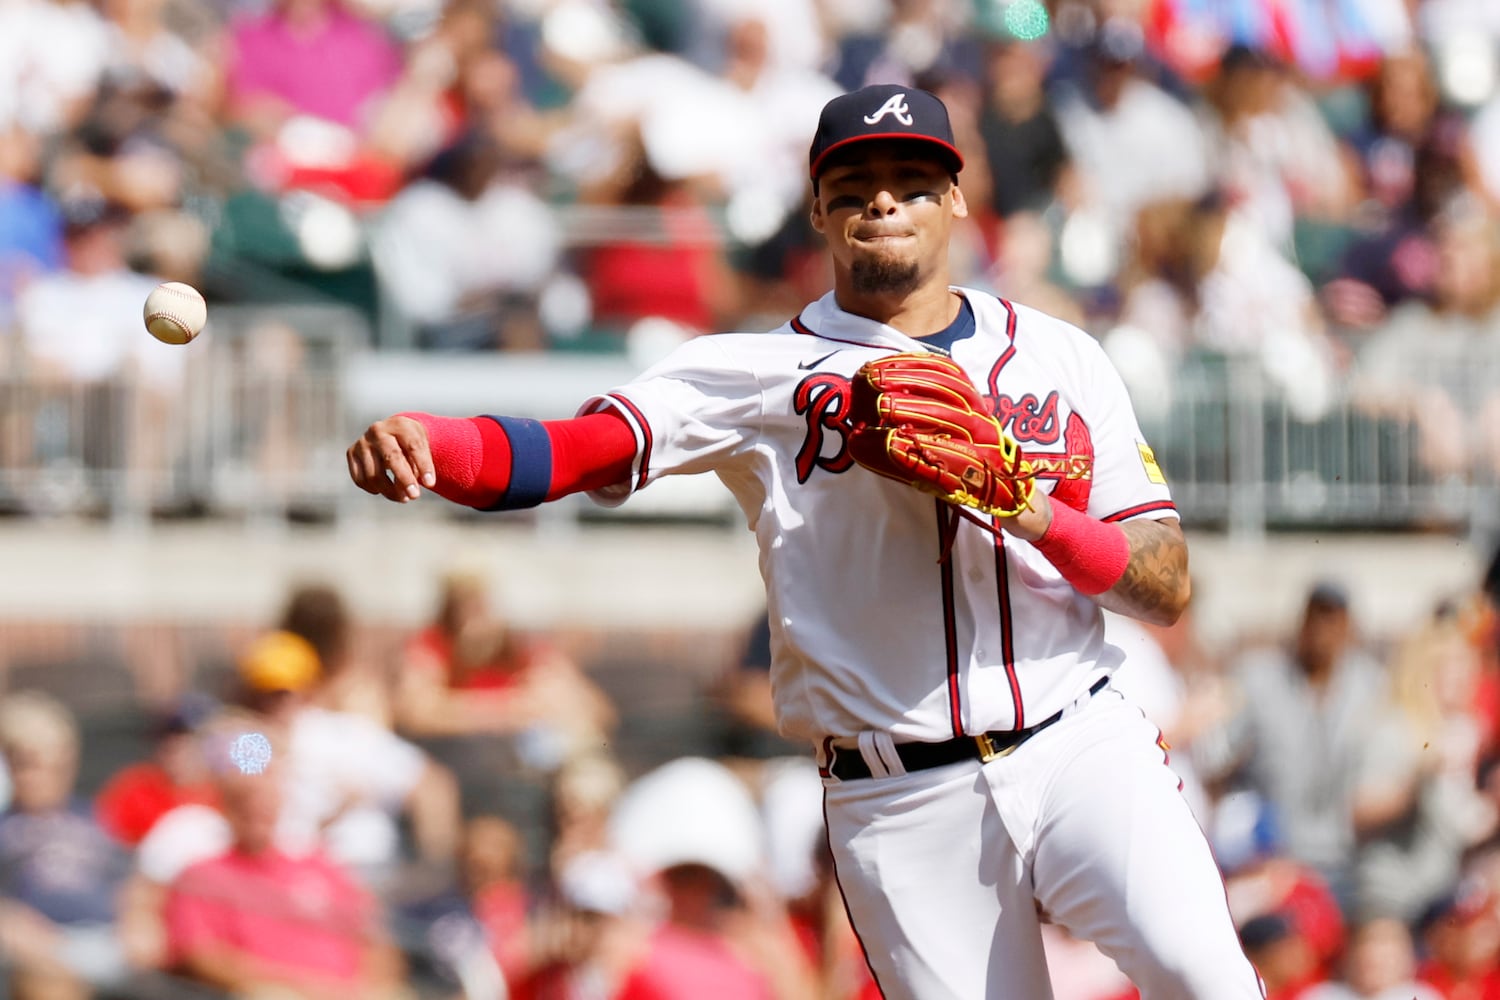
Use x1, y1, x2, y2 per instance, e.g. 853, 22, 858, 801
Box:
347, 415, 436, 503
847, 353, 1039, 519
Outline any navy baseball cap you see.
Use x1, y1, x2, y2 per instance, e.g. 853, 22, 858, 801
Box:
809, 84, 964, 181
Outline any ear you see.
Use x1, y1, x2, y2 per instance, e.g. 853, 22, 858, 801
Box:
950, 183, 968, 221
809, 195, 826, 234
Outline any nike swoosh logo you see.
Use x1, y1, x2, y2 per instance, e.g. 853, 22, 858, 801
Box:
797, 350, 840, 371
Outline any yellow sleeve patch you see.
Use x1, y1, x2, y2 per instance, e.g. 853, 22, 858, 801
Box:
1137, 442, 1166, 484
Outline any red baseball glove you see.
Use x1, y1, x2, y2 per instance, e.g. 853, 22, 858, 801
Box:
847, 353, 1038, 518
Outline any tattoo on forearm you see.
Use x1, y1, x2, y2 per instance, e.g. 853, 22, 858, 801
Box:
1111, 520, 1189, 623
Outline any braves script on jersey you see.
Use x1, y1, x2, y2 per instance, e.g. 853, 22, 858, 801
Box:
582, 288, 1171, 745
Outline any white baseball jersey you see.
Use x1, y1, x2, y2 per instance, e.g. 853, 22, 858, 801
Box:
583, 287, 1174, 746
580, 286, 1263, 999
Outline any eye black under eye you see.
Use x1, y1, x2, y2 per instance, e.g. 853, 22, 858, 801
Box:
826, 195, 864, 211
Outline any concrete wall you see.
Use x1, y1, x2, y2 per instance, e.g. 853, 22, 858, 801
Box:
2, 517, 1489, 656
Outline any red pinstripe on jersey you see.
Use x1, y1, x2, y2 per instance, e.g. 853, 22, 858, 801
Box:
984, 298, 1019, 398
992, 521, 1025, 729
796, 294, 1045, 736
798, 300, 1003, 738
983, 298, 1025, 732
1102, 500, 1178, 522
936, 502, 964, 739
606, 393, 653, 492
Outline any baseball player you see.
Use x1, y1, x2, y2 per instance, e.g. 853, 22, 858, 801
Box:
348, 85, 1262, 998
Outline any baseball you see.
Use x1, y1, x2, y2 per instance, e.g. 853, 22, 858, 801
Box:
143, 281, 208, 345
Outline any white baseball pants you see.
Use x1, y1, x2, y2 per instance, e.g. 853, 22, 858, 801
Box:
822, 690, 1264, 999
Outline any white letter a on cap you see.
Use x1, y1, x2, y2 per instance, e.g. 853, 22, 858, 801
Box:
863, 93, 913, 126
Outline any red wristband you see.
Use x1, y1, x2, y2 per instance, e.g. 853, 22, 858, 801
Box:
402, 412, 511, 508
1031, 496, 1131, 596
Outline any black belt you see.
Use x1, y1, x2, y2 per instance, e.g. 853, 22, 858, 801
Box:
828, 677, 1108, 782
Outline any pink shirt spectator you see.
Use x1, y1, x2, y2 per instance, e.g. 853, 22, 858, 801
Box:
614, 924, 774, 1000
165, 846, 374, 986
228, 4, 400, 129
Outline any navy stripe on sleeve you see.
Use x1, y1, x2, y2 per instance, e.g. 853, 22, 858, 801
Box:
483, 415, 552, 510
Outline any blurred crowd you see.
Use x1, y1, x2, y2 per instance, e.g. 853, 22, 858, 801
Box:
3, 0, 1500, 491
8, 0, 1500, 995
0, 570, 866, 1000
0, 550, 1499, 998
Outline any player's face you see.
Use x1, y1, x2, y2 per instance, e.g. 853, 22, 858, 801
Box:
811, 143, 967, 297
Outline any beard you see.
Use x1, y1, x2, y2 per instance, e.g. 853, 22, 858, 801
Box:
851, 252, 920, 296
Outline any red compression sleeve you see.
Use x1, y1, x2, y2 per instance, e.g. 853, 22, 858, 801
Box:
544, 411, 638, 496
404, 411, 637, 510
1030, 496, 1132, 596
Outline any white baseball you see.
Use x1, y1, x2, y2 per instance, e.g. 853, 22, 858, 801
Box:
143, 281, 208, 345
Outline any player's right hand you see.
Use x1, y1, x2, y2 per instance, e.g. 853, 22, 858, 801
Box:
347, 415, 436, 503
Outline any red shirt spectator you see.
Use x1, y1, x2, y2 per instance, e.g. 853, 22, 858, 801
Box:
584, 212, 723, 335
404, 622, 540, 693
509, 850, 641, 1000
394, 572, 615, 747
95, 761, 217, 846
1416, 883, 1500, 1000
96, 697, 219, 845
1240, 912, 1325, 1000
460, 815, 533, 984
165, 846, 375, 988
1279, 867, 1346, 980
614, 923, 775, 1000
162, 743, 402, 999
1417, 965, 1500, 1000
578, 144, 734, 338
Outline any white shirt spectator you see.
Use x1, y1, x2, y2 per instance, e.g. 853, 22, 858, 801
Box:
1054, 76, 1212, 248
1197, 86, 1350, 256
0, 0, 110, 136
697, 0, 831, 73
1419, 0, 1500, 46
101, 18, 211, 99
372, 179, 562, 327
721, 57, 842, 216
568, 54, 766, 189
136, 727, 431, 886
18, 267, 186, 391
1195, 211, 1339, 421
135, 805, 233, 886
1467, 94, 1500, 207
552, 49, 836, 221
281, 706, 428, 874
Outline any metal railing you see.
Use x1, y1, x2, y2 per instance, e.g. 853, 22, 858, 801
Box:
2, 334, 1496, 540
1, 303, 366, 525
1151, 355, 1499, 543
